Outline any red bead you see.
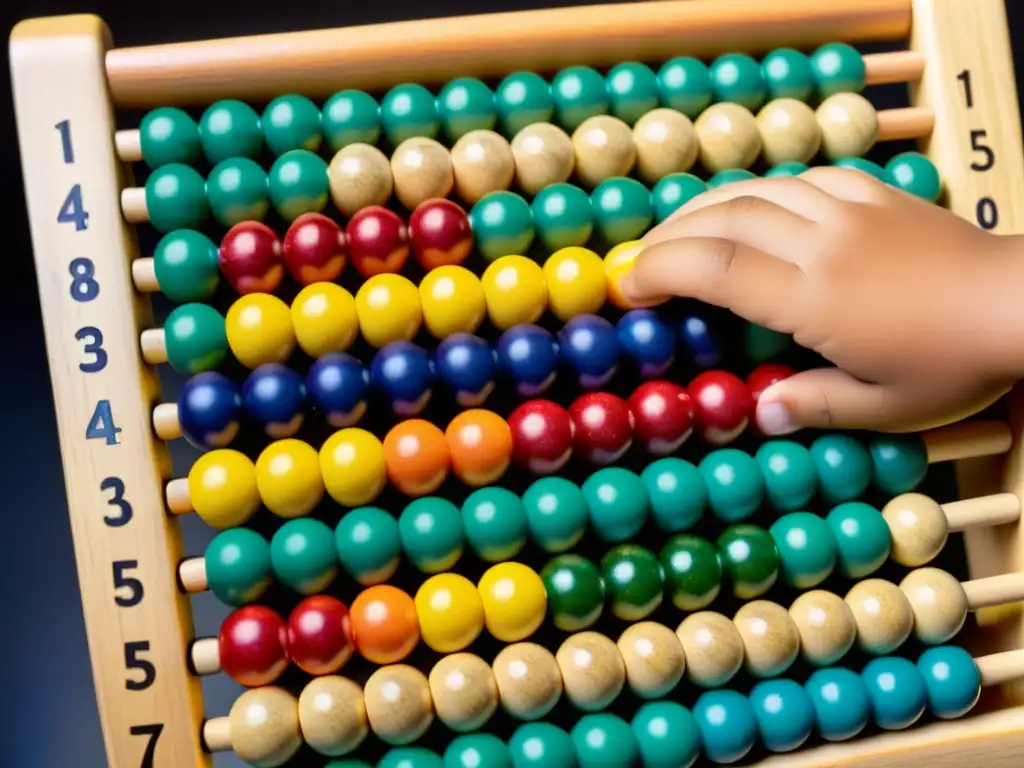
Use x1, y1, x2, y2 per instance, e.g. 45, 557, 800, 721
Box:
627, 380, 695, 456
408, 199, 473, 270
345, 206, 410, 278
508, 400, 575, 475
219, 221, 284, 294
687, 370, 753, 446
218, 605, 289, 687
568, 392, 634, 465
746, 363, 797, 403
282, 212, 346, 285
287, 595, 354, 675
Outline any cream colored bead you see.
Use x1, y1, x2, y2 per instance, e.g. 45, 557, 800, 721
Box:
789, 589, 857, 666
228, 687, 302, 768
571, 115, 636, 187
734, 600, 800, 678
632, 108, 698, 183
816, 92, 879, 160
900, 567, 969, 645
428, 652, 499, 732
391, 137, 454, 209
363, 664, 434, 746
617, 621, 686, 699
757, 98, 822, 166
492, 642, 563, 720
556, 631, 626, 711
845, 579, 914, 655
328, 143, 393, 216
511, 123, 575, 195
694, 102, 761, 173
675, 611, 744, 687
297, 676, 368, 757
882, 493, 949, 567
451, 129, 515, 204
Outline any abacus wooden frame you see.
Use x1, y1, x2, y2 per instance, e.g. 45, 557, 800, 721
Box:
9, 0, 1024, 766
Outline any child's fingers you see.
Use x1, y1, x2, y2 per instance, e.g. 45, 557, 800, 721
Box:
799, 166, 892, 203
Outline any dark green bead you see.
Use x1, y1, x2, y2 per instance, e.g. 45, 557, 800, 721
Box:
660, 535, 722, 611
707, 168, 758, 189
606, 62, 660, 125
826, 501, 891, 578
152, 229, 219, 302
326, 762, 372, 768
717, 525, 779, 599
198, 99, 263, 163
869, 434, 928, 495
761, 48, 815, 101
509, 723, 575, 768
495, 72, 555, 136
444, 734, 512, 768
699, 448, 765, 523
164, 302, 227, 374
657, 57, 713, 118
811, 434, 872, 503
885, 152, 942, 202
139, 107, 201, 168
381, 83, 440, 144
551, 65, 609, 131
591, 177, 654, 243
541, 554, 605, 630
399, 497, 465, 573
640, 457, 706, 532
834, 156, 886, 180
206, 157, 270, 227
602, 544, 664, 620
633, 701, 701, 768
531, 183, 594, 250
572, 713, 641, 768
267, 149, 329, 221
469, 191, 535, 260
261, 94, 322, 155
270, 518, 338, 594
746, 322, 792, 362
523, 476, 588, 552
755, 440, 818, 512
145, 163, 209, 233
380, 748, 444, 768
438, 77, 497, 141
461, 486, 528, 562
335, 506, 401, 586
651, 173, 706, 222
769, 512, 838, 588
710, 53, 767, 110
811, 42, 866, 97
205, 527, 271, 606
322, 89, 381, 150
582, 466, 650, 542
764, 161, 809, 178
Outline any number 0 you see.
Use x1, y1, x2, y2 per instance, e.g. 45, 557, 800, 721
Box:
977, 197, 999, 230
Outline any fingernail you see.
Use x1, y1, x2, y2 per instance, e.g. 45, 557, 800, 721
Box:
757, 401, 799, 435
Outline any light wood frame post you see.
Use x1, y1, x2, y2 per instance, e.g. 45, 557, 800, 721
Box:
9, 15, 209, 768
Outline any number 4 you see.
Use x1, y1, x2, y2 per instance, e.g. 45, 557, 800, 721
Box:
86, 400, 121, 445
57, 184, 89, 230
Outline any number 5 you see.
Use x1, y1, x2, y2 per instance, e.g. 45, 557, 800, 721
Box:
969, 130, 995, 171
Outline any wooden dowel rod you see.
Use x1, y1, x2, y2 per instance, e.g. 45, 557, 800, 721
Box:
140, 329, 167, 365
201, 718, 232, 753
976, 649, 1024, 688
154, 403, 181, 441
963, 573, 1024, 610
923, 420, 1012, 463
876, 106, 933, 142
944, 493, 1021, 531
132, 258, 158, 293
116, 129, 142, 163
178, 558, 208, 593
165, 479, 192, 515
190, 638, 221, 676
863, 50, 924, 84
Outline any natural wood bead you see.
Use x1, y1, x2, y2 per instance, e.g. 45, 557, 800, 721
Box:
788, 590, 856, 667
511, 123, 575, 195
816, 92, 879, 160
632, 107, 698, 183
328, 143, 393, 216
297, 676, 368, 758
228, 687, 302, 768
882, 493, 949, 567
572, 115, 637, 188
694, 102, 762, 173
363, 664, 434, 746
756, 98, 822, 166
429, 652, 499, 732
675, 611, 744, 688
734, 600, 800, 678
451, 129, 516, 204
492, 641, 563, 720
900, 567, 969, 645
391, 137, 454, 209
617, 620, 686, 699
845, 578, 914, 655
556, 630, 626, 712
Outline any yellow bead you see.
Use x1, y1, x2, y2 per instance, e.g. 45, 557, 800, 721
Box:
543, 247, 607, 321
415, 573, 485, 653
255, 439, 325, 518
319, 428, 387, 507
477, 562, 547, 642
226, 293, 296, 368
291, 282, 358, 357
419, 265, 487, 339
481, 255, 548, 330
188, 449, 260, 529
604, 240, 664, 310
355, 274, 423, 348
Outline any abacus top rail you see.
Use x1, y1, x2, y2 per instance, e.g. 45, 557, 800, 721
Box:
102, 0, 912, 108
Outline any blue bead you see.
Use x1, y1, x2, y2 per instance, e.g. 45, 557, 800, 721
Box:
241, 363, 305, 438
617, 310, 676, 378
678, 314, 721, 369
557, 314, 621, 389
917, 645, 981, 719
749, 678, 815, 753
693, 689, 758, 764
435, 333, 497, 407
862, 656, 928, 730
496, 324, 560, 396
805, 667, 872, 741
370, 341, 434, 416
305, 353, 369, 427
177, 371, 241, 449
631, 701, 701, 768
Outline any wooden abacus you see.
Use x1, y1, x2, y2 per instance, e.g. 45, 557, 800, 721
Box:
10, 0, 1024, 766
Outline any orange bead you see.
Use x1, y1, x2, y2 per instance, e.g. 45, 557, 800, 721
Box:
350, 584, 420, 664
445, 409, 513, 487
383, 419, 451, 497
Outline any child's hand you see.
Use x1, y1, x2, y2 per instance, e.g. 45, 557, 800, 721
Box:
620, 167, 1020, 435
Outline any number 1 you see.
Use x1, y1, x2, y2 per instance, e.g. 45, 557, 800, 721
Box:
56, 120, 74, 163
957, 69, 974, 109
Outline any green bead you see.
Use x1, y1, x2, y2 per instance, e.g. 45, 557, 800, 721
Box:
461, 487, 528, 562
601, 544, 664, 621
755, 440, 818, 512
834, 156, 886, 180
164, 302, 227, 374
651, 173, 706, 222
764, 161, 809, 178
591, 177, 654, 243
745, 322, 792, 362
582, 466, 649, 542
606, 62, 660, 125
444, 733, 512, 768
572, 714, 640, 768
869, 434, 928, 495
551, 65, 609, 131
708, 168, 757, 189
699, 448, 765, 523
495, 72, 555, 136
198, 99, 263, 163
145, 163, 209, 233
152, 229, 219, 302
322, 89, 381, 150
811, 434, 872, 503
632, 701, 701, 768
380, 748, 445, 768
206, 157, 270, 227
139, 107, 201, 168
469, 191, 535, 260
335, 506, 401, 585
267, 149, 329, 221
531, 183, 594, 250
509, 723, 575, 768
381, 83, 440, 144
523, 476, 588, 552
761, 48, 816, 101
398, 496, 465, 573
885, 152, 942, 202
710, 53, 767, 110
769, 512, 838, 588
826, 501, 891, 578
261, 94, 322, 155
660, 534, 722, 610
438, 77, 497, 141
657, 57, 713, 118
205, 527, 271, 606
811, 42, 866, 97
640, 457, 706, 532
716, 524, 779, 599
541, 554, 605, 631
269, 518, 338, 594
326, 762, 372, 768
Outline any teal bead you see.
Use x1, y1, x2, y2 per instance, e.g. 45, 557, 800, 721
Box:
834, 156, 886, 180
261, 94, 322, 155
590, 177, 654, 243
581, 467, 650, 542
745, 322, 792, 362
640, 457, 706, 532
551, 66, 609, 131
769, 512, 838, 588
326, 762, 372, 768
531, 183, 594, 250
651, 173, 706, 222
523, 476, 588, 552
380, 748, 445, 768
469, 191, 535, 261
335, 506, 401, 585
601, 544, 664, 621
708, 168, 757, 189
755, 440, 818, 512
699, 448, 765, 523
322, 89, 381, 150
541, 554, 605, 630
660, 534, 722, 610
164, 302, 228, 374
810, 434, 872, 503
869, 434, 928, 495
571, 714, 640, 768
763, 161, 809, 178
693, 689, 759, 764
862, 656, 928, 731
806, 667, 871, 741
267, 149, 329, 221
716, 525, 779, 599
381, 83, 440, 144
885, 151, 942, 202
811, 42, 867, 96
749, 678, 815, 753
656, 57, 713, 118
152, 229, 220, 302
269, 518, 338, 594
461, 486, 528, 562
917, 645, 981, 719
632, 701, 700, 768
495, 72, 555, 136
198, 99, 263, 163
398, 496, 465, 572
826, 502, 891, 579
444, 733, 512, 768
438, 78, 498, 140
139, 107, 201, 167
145, 163, 209, 233
761, 48, 815, 102
710, 53, 767, 110
508, 722, 576, 768
606, 62, 660, 125
206, 157, 270, 227
205, 527, 272, 606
